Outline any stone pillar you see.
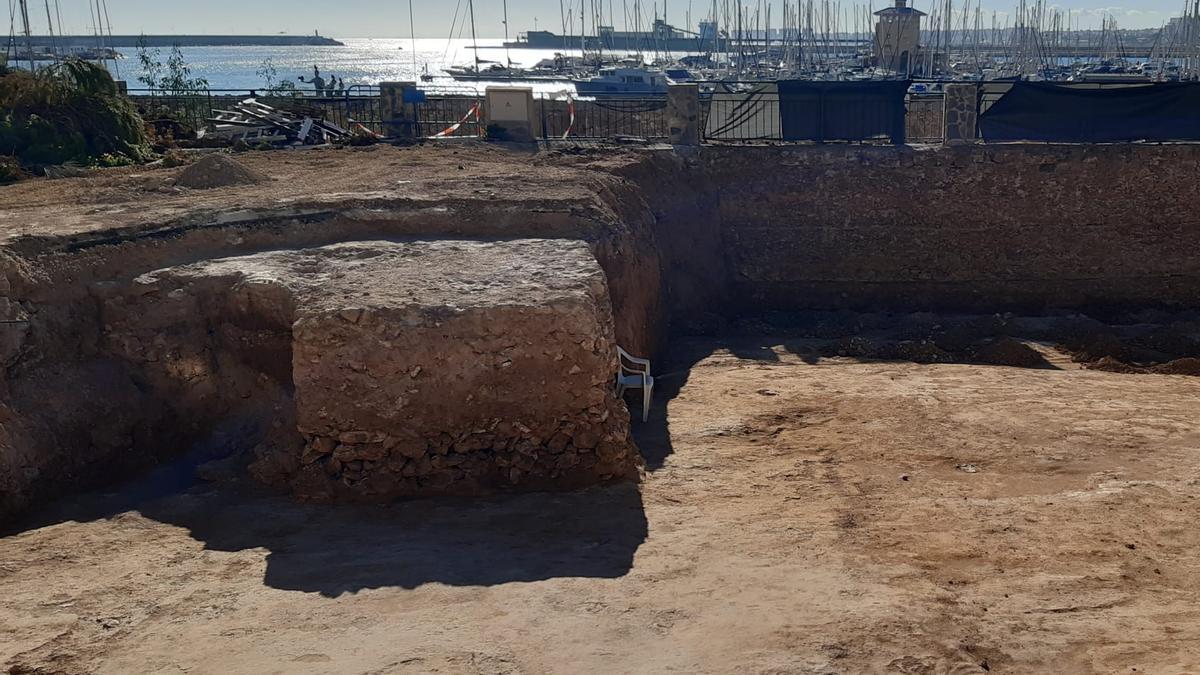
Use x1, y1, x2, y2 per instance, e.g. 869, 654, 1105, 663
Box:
667, 83, 701, 146
485, 87, 536, 143
943, 83, 980, 144
379, 81, 419, 138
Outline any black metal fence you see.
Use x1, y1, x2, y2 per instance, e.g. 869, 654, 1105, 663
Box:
702, 81, 923, 144
539, 97, 669, 140
125, 84, 949, 146
704, 86, 782, 141
126, 88, 385, 136
415, 96, 484, 138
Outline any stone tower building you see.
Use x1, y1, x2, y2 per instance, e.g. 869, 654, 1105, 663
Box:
874, 0, 926, 76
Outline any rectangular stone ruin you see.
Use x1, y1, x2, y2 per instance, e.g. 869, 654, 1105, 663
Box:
122, 238, 641, 501
283, 239, 640, 498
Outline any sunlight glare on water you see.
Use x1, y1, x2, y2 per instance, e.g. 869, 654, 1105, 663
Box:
113, 37, 622, 94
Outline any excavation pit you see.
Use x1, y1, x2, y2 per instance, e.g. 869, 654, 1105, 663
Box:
5, 144, 1200, 672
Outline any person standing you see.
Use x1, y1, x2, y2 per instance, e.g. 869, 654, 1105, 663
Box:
298, 65, 326, 96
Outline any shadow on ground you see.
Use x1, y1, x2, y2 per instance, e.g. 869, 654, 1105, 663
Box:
156, 481, 647, 596
6, 456, 647, 597
3, 314, 1102, 596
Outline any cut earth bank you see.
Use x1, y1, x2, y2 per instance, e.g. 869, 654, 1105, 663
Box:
4, 142, 1200, 522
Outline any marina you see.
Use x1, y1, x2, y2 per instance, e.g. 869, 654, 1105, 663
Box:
6, 0, 1200, 95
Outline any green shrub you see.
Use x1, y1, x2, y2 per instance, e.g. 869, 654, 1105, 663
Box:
95, 152, 136, 168
0, 59, 150, 169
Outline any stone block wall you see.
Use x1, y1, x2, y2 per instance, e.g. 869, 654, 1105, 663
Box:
286, 240, 637, 499
708, 144, 1200, 313
118, 239, 641, 502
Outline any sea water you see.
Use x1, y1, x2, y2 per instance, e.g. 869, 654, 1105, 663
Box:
109, 37, 636, 95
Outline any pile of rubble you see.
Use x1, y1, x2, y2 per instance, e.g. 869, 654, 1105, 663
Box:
202, 98, 352, 145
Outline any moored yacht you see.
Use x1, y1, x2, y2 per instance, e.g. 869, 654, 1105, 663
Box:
572, 66, 671, 98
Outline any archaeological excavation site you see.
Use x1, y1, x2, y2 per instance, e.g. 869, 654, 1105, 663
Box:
3, 142, 1200, 673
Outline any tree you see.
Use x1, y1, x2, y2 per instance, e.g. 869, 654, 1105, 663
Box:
256, 58, 298, 96
134, 37, 210, 132
135, 38, 208, 96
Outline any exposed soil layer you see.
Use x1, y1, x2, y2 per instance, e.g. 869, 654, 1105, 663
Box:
713, 144, 1200, 312
5, 142, 1200, 524
0, 145, 665, 521
3, 338, 1199, 673
119, 238, 639, 500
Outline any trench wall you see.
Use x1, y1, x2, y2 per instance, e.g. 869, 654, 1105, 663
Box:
8, 143, 1200, 523
0, 176, 664, 524
706, 144, 1200, 314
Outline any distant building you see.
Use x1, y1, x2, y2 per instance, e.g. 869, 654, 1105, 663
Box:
1167, 3, 1200, 42
874, 0, 926, 76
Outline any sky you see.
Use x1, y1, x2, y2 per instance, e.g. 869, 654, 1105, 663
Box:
26, 0, 1196, 37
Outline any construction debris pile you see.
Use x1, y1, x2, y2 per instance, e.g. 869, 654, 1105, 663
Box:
203, 98, 352, 145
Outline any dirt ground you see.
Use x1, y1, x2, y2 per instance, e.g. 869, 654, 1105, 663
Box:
3, 338, 1199, 674
0, 144, 635, 245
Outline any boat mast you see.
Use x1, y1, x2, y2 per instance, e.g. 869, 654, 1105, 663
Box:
467, 0, 479, 69
90, 1, 102, 70
560, 0, 568, 52
18, 0, 33, 70
42, 0, 57, 61
408, 0, 418, 77
100, 0, 117, 77
503, 0, 511, 65
53, 0, 62, 55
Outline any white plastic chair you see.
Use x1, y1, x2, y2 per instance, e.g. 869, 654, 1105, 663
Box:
616, 346, 654, 423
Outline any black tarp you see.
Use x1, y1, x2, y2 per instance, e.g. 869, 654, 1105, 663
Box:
979, 82, 1200, 143
776, 80, 910, 143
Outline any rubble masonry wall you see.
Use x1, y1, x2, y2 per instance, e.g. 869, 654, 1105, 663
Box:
709, 144, 1200, 314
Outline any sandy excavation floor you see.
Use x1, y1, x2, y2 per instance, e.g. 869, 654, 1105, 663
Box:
3, 339, 1200, 674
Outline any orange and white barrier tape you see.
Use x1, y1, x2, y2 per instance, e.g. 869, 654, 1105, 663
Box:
562, 97, 576, 139
351, 121, 383, 138
433, 101, 481, 138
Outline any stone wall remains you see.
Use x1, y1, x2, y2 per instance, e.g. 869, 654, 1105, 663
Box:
120, 239, 641, 503
708, 144, 1200, 314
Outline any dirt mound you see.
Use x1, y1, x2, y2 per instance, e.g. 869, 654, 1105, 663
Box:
1151, 358, 1200, 376
830, 336, 883, 359
1087, 356, 1142, 374
893, 340, 953, 364
974, 337, 1048, 369
174, 154, 268, 189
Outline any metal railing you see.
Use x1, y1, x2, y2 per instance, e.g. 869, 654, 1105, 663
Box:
704, 88, 782, 142
539, 97, 669, 140
702, 82, 934, 144
126, 88, 385, 136
124, 84, 948, 146
415, 96, 484, 138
